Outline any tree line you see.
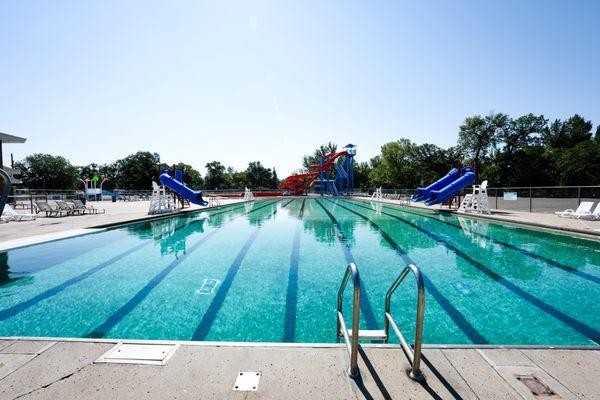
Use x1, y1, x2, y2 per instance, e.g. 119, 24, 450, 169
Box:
301, 113, 599, 190
13, 112, 600, 191
14, 152, 279, 191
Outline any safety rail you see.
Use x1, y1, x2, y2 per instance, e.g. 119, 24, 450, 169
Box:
336, 263, 361, 378
208, 197, 221, 208
383, 264, 425, 381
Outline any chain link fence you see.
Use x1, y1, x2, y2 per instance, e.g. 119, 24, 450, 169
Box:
362, 186, 600, 214
488, 186, 600, 213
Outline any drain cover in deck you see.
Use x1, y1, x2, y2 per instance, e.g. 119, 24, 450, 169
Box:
233, 371, 261, 391
95, 343, 178, 366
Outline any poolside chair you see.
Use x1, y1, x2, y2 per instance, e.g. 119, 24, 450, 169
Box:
1, 204, 37, 221
554, 202, 594, 218
54, 200, 81, 216
577, 202, 600, 220
34, 200, 67, 217
73, 199, 106, 215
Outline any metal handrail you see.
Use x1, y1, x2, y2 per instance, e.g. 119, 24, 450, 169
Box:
208, 197, 221, 208
383, 264, 425, 381
336, 263, 361, 378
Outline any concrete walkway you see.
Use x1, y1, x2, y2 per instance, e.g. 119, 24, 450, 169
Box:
0, 339, 597, 399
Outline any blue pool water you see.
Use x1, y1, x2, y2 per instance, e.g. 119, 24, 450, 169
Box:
0, 199, 598, 346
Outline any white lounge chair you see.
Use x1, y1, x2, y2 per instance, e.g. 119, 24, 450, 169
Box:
1, 204, 37, 221
554, 202, 594, 218
577, 202, 600, 220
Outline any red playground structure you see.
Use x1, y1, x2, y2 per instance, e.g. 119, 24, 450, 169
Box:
281, 149, 351, 195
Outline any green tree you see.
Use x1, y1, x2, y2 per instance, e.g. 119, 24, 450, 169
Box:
543, 114, 593, 149
495, 114, 547, 185
225, 167, 246, 189
15, 154, 78, 189
113, 151, 160, 189
458, 113, 509, 167
368, 139, 419, 188
353, 161, 372, 191
204, 161, 227, 189
302, 142, 338, 170
245, 161, 276, 189
176, 162, 203, 189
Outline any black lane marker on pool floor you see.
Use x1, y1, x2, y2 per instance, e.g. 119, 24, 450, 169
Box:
191, 199, 294, 340
328, 199, 488, 344
86, 199, 284, 338
315, 199, 379, 330
338, 199, 600, 344
0, 241, 151, 322
171, 201, 265, 234
356, 199, 600, 286
283, 198, 305, 342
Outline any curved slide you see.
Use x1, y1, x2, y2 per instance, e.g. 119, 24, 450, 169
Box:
159, 172, 209, 206
413, 167, 476, 206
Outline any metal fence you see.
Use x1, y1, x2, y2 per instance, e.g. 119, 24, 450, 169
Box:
487, 186, 600, 213
366, 186, 600, 214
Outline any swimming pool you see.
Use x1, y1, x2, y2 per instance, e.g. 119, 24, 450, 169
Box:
0, 198, 598, 346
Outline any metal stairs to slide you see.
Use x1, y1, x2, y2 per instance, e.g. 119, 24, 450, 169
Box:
337, 263, 425, 381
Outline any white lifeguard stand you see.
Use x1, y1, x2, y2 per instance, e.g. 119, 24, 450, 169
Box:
148, 182, 176, 215
371, 187, 382, 200
244, 187, 255, 201
459, 180, 491, 215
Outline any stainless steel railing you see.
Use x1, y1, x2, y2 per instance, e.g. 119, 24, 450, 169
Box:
383, 264, 425, 381
337, 263, 361, 378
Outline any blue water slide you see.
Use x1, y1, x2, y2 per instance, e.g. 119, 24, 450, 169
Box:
159, 172, 209, 206
425, 171, 476, 206
412, 168, 460, 202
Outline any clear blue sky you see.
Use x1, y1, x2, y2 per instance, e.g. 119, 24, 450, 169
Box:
1, 1, 599, 177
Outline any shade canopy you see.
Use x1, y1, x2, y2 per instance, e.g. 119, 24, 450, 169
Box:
0, 132, 26, 144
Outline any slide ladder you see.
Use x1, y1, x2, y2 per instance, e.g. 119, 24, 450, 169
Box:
337, 263, 425, 381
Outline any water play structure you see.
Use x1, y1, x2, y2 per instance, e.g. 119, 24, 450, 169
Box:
159, 168, 209, 207
281, 144, 356, 196
412, 167, 476, 206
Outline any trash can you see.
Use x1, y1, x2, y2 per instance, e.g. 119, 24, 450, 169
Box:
111, 195, 117, 202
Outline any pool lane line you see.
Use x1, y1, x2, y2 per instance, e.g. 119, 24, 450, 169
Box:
0, 241, 152, 322
314, 199, 379, 330
171, 201, 274, 234
325, 199, 488, 344
353, 199, 600, 285
191, 199, 294, 340
85, 199, 286, 338
283, 198, 306, 342
0, 202, 277, 325
336, 199, 600, 344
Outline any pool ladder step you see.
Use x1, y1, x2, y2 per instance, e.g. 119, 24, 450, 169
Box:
337, 263, 425, 381
339, 329, 387, 341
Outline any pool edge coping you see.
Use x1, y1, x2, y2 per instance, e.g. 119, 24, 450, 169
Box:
1, 336, 598, 350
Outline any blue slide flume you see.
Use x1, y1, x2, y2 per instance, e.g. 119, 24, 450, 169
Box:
413, 167, 476, 206
159, 170, 209, 206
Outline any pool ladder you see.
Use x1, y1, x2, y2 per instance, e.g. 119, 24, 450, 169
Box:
337, 263, 425, 380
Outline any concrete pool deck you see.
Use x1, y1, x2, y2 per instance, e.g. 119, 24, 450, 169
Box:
0, 339, 598, 399
0, 198, 246, 250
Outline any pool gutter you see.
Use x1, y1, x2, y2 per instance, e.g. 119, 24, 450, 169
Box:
1, 336, 598, 350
